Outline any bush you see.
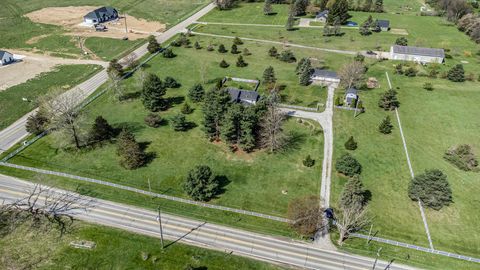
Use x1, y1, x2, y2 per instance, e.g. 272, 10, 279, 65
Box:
335, 153, 362, 177
181, 103, 194, 114
344, 136, 358, 150
25, 111, 48, 135
444, 144, 478, 171
194, 41, 201, 49
334, 96, 342, 106
243, 48, 251, 56
303, 155, 315, 167
183, 165, 219, 201
171, 114, 188, 131
231, 44, 240, 54
404, 67, 417, 77
144, 113, 163, 128
162, 48, 176, 58
268, 46, 278, 57
354, 54, 365, 62
236, 55, 248, 67
188, 84, 205, 102
447, 64, 465, 82
395, 37, 408, 46
233, 37, 243, 45
164, 76, 181, 88
423, 82, 434, 91
378, 116, 393, 134
206, 44, 214, 51
278, 50, 296, 63
219, 59, 229, 68
408, 169, 453, 210
218, 44, 227, 53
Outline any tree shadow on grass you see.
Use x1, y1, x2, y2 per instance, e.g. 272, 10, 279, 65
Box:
165, 96, 185, 109
114, 122, 145, 134
282, 130, 307, 152
139, 141, 156, 166
214, 175, 231, 199
119, 91, 141, 101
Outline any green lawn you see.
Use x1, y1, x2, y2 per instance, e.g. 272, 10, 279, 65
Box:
0, 64, 101, 130
200, 2, 291, 25
84, 37, 145, 60
9, 35, 330, 218
0, 218, 281, 270
331, 61, 480, 258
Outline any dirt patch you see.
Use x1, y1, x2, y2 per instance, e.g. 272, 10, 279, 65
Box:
26, 34, 51, 45
25, 6, 166, 40
391, 28, 409, 35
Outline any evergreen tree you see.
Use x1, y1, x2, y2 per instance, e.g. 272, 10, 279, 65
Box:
239, 106, 259, 152
335, 153, 362, 177
144, 113, 163, 128
263, 66, 277, 84
107, 59, 123, 77
164, 76, 181, 88
116, 129, 145, 170
141, 73, 167, 112
233, 37, 244, 45
278, 50, 296, 63
303, 155, 316, 167
218, 44, 228, 53
89, 116, 115, 143
231, 44, 240, 54
194, 41, 201, 49
359, 16, 373, 35
299, 64, 312, 85
395, 37, 408, 46
222, 103, 244, 145
374, 0, 384, 12
286, 6, 295, 30
296, 58, 307, 74
162, 48, 176, 58
264, 0, 274, 15
327, 0, 351, 25
378, 89, 400, 110
171, 114, 188, 131
378, 116, 393, 134
147, 35, 161, 53
363, 0, 373, 11
188, 84, 205, 102
408, 169, 453, 210
339, 175, 367, 210
344, 136, 358, 150
184, 165, 219, 201
202, 87, 231, 140
447, 64, 465, 82
26, 111, 48, 135
293, 0, 309, 16
243, 48, 252, 56
236, 55, 248, 67
219, 59, 230, 68
268, 46, 278, 57
181, 102, 193, 114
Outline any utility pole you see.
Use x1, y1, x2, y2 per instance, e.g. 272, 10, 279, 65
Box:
372, 247, 382, 270
157, 206, 164, 249
384, 259, 395, 270
124, 11, 128, 38
148, 178, 152, 193
367, 224, 373, 244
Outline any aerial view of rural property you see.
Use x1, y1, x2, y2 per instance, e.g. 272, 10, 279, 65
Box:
1, 0, 480, 269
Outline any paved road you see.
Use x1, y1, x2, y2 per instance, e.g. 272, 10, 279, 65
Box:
0, 175, 416, 270
0, 3, 216, 154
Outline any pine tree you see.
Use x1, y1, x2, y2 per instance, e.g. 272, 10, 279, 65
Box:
378, 116, 393, 134
147, 35, 161, 53
239, 106, 258, 152
242, 48, 252, 56
344, 136, 358, 150
184, 165, 219, 201
219, 59, 230, 68
263, 66, 277, 84
117, 129, 145, 170
293, 0, 309, 16
296, 58, 307, 74
236, 55, 248, 67
378, 89, 400, 110
299, 64, 312, 85
233, 37, 244, 45
222, 103, 244, 145
264, 0, 274, 15
268, 46, 278, 57
194, 41, 201, 49
202, 87, 232, 140
303, 155, 315, 167
89, 116, 115, 143
278, 50, 296, 63
374, 0, 384, 12
335, 153, 362, 177
408, 169, 452, 210
162, 48, 176, 58
339, 175, 367, 210
231, 44, 239, 54
107, 59, 123, 77
181, 102, 193, 114
395, 37, 408, 46
218, 44, 227, 53
141, 73, 167, 112
363, 0, 373, 12
171, 114, 188, 131
286, 6, 295, 31
327, 0, 351, 25
447, 64, 465, 82
164, 76, 181, 88
188, 84, 205, 102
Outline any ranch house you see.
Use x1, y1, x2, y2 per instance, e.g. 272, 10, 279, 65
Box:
310, 68, 340, 86
390, 45, 445, 64
227, 88, 260, 105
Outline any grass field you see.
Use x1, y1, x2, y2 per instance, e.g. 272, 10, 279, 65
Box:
0, 218, 281, 270
84, 37, 144, 60
8, 35, 333, 218
0, 64, 101, 130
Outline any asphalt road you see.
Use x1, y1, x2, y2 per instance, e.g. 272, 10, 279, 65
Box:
0, 175, 417, 270
0, 3, 216, 154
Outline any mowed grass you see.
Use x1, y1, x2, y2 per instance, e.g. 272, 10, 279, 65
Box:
84, 37, 145, 60
0, 219, 281, 270
9, 36, 330, 217
331, 61, 480, 257
200, 2, 291, 25
0, 64, 101, 130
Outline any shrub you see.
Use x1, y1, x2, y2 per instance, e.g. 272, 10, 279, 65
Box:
206, 44, 214, 51
335, 153, 362, 177
147, 35, 161, 53
404, 67, 417, 77
344, 136, 358, 150
194, 41, 201, 49
181, 103, 194, 114
144, 113, 163, 128
466, 72, 475, 81
231, 44, 240, 54
218, 44, 227, 53
171, 114, 188, 131
162, 48, 176, 58
164, 76, 181, 88
394, 64, 403, 75
447, 64, 465, 82
188, 84, 205, 102
233, 37, 243, 45
444, 144, 478, 171
184, 165, 219, 201
219, 59, 229, 68
408, 169, 453, 210
334, 96, 342, 106
268, 46, 278, 57
236, 55, 248, 67
354, 54, 365, 62
278, 50, 296, 63
423, 82, 434, 91
395, 37, 408, 46
303, 155, 315, 167
378, 116, 393, 134
107, 59, 123, 77
242, 48, 251, 56
25, 111, 48, 135
117, 129, 146, 170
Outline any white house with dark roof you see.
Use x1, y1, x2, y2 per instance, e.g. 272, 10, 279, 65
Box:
227, 88, 260, 105
315, 10, 329, 23
0, 50, 14, 66
311, 68, 340, 86
84, 7, 119, 24
390, 45, 445, 64
376, 19, 390, 31
345, 88, 358, 106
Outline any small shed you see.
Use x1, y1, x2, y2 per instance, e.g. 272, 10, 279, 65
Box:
390, 45, 445, 64
0, 50, 14, 66
311, 68, 340, 86
227, 88, 260, 105
345, 88, 358, 106
315, 10, 329, 23
376, 20, 390, 31
84, 7, 119, 24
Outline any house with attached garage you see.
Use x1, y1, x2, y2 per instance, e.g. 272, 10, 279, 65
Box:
227, 88, 260, 105
390, 45, 445, 64
84, 7, 119, 24
310, 68, 341, 86
0, 50, 14, 66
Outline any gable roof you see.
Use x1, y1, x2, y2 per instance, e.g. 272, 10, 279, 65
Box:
377, 19, 390, 28
0, 50, 12, 60
226, 87, 260, 104
346, 88, 358, 95
392, 45, 445, 58
316, 10, 329, 18
312, 68, 338, 79
84, 6, 118, 20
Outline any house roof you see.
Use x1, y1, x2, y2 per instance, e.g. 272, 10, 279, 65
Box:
84, 6, 118, 20
392, 45, 445, 58
346, 88, 358, 95
226, 87, 260, 103
316, 10, 329, 18
377, 19, 390, 28
0, 50, 12, 59
312, 68, 338, 79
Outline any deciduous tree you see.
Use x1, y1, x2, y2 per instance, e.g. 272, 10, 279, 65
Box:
287, 196, 325, 236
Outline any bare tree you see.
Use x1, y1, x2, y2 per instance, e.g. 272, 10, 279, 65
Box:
260, 91, 286, 153
338, 61, 366, 89
287, 196, 325, 236
123, 52, 138, 69
134, 67, 148, 91
108, 71, 125, 101
40, 89, 87, 149
438, 0, 472, 22
335, 202, 371, 245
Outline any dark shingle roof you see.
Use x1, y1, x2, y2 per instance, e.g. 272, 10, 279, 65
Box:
312, 68, 338, 79
392, 45, 445, 58
346, 88, 358, 95
316, 10, 329, 18
226, 87, 259, 104
377, 19, 390, 28
0, 51, 6, 59
84, 6, 118, 20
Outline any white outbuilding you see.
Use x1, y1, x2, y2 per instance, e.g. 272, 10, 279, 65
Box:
390, 45, 445, 64
310, 68, 340, 86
